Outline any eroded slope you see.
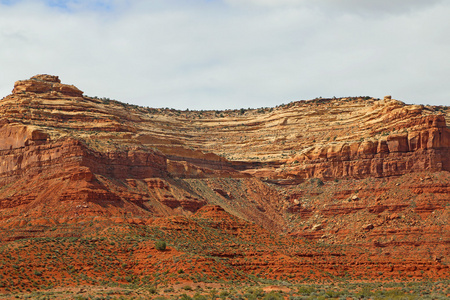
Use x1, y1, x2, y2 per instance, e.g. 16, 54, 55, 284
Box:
0, 75, 449, 292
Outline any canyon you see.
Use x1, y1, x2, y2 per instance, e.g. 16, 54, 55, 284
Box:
0, 75, 449, 296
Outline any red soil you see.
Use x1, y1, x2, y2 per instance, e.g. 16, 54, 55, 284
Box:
0, 75, 449, 293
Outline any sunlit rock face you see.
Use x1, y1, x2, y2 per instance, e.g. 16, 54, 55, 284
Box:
0, 75, 449, 286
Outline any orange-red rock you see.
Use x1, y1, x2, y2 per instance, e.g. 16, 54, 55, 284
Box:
0, 75, 449, 292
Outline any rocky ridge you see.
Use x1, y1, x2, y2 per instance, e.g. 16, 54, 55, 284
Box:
0, 75, 449, 292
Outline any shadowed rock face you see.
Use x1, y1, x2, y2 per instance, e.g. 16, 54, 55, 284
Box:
0, 75, 449, 285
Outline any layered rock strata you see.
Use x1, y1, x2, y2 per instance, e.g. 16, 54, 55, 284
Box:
0, 75, 449, 264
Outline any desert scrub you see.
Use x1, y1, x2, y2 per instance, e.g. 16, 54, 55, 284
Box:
155, 240, 167, 251
262, 292, 283, 300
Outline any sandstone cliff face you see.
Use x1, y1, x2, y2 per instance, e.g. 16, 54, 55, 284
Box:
0, 123, 48, 151
1, 76, 449, 215
279, 114, 450, 180
0, 75, 449, 284
0, 75, 288, 230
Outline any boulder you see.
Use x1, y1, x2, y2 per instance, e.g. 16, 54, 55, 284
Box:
13, 79, 52, 94
362, 223, 374, 230
52, 83, 83, 97
31, 74, 61, 83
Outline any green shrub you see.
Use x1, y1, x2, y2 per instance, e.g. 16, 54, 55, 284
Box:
193, 293, 208, 300
148, 285, 157, 294
262, 292, 283, 300
155, 240, 167, 251
298, 286, 316, 295
179, 294, 192, 300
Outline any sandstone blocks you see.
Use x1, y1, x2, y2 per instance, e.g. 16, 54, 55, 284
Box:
12, 74, 83, 97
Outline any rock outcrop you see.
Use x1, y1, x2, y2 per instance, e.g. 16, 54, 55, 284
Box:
0, 75, 449, 290
13, 74, 83, 96
280, 114, 450, 180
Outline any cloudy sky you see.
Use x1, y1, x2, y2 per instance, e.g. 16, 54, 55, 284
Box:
0, 0, 449, 110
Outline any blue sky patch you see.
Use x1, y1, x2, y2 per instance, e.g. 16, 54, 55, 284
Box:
0, 0, 116, 12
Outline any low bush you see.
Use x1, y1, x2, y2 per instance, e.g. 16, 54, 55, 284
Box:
155, 240, 167, 251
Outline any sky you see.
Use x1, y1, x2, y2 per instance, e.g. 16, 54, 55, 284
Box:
0, 0, 449, 110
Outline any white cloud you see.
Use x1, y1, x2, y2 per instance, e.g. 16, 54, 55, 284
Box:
0, 0, 449, 109
224, 0, 445, 15
224, 0, 304, 8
